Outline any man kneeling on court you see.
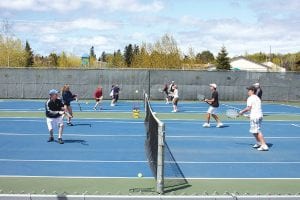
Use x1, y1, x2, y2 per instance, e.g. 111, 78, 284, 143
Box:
45, 89, 65, 144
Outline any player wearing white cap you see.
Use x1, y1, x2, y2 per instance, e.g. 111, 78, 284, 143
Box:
203, 83, 223, 128
253, 83, 263, 99
45, 89, 65, 144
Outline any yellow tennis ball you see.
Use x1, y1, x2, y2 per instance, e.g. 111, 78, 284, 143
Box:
137, 172, 143, 178
135, 90, 139, 93
86, 101, 89, 104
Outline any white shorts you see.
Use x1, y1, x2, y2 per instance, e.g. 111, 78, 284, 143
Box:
46, 116, 64, 131
249, 118, 262, 134
207, 106, 218, 114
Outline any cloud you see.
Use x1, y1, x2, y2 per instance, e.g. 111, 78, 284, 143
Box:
0, 0, 164, 13
176, 15, 300, 56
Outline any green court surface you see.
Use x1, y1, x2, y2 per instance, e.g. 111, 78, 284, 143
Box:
1, 177, 300, 195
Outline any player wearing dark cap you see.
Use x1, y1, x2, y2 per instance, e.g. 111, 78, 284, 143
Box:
239, 86, 268, 151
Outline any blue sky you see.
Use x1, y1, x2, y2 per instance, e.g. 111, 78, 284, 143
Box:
0, 0, 299, 57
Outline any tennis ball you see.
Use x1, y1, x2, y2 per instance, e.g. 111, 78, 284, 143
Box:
86, 101, 89, 104
137, 172, 143, 178
135, 90, 139, 93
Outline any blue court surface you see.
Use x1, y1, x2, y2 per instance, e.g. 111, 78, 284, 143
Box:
0, 100, 300, 179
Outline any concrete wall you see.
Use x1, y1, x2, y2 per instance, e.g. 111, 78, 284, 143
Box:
0, 68, 299, 101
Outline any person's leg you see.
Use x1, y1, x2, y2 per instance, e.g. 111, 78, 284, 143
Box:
94, 99, 100, 110
57, 117, 64, 144
251, 119, 268, 150
212, 114, 223, 127
46, 118, 54, 142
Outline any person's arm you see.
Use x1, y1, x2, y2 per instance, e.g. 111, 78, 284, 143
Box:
239, 106, 251, 115
239, 98, 252, 115
205, 92, 216, 103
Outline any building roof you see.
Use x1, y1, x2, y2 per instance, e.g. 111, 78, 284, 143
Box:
230, 56, 270, 71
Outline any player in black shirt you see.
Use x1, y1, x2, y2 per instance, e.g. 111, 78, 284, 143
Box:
203, 83, 223, 128
254, 83, 262, 99
45, 89, 66, 144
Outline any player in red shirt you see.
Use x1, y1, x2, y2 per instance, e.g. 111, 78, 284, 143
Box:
93, 86, 103, 110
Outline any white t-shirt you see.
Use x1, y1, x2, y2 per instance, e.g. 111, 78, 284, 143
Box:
173, 89, 179, 98
247, 94, 263, 119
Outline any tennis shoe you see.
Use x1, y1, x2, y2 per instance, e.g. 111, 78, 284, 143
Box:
257, 145, 269, 151
93, 107, 97, 110
252, 143, 261, 148
58, 138, 64, 144
47, 136, 54, 142
67, 122, 74, 126
203, 123, 210, 128
216, 123, 223, 128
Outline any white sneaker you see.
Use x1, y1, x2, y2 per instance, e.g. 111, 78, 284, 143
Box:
93, 107, 97, 111
110, 104, 115, 107
171, 110, 177, 113
257, 145, 269, 151
216, 123, 223, 128
203, 123, 210, 128
252, 144, 261, 148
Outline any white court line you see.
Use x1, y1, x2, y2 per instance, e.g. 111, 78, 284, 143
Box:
0, 119, 143, 124
0, 175, 300, 180
291, 124, 300, 128
1, 132, 300, 139
0, 159, 300, 164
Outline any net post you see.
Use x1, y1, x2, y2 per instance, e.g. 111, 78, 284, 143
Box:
156, 122, 165, 194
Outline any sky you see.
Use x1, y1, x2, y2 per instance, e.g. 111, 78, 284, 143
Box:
0, 0, 299, 57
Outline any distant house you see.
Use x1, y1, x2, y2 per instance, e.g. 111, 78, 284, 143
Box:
262, 61, 286, 72
230, 56, 270, 72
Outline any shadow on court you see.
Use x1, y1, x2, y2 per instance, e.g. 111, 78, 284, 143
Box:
60, 139, 88, 146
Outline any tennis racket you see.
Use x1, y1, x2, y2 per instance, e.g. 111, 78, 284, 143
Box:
197, 94, 205, 101
225, 109, 240, 119
76, 99, 82, 111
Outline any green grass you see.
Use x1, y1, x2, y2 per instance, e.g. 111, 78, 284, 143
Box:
0, 177, 300, 195
0, 111, 299, 121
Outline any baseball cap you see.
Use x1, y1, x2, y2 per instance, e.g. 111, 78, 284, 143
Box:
49, 89, 59, 95
253, 83, 260, 87
246, 86, 256, 91
209, 83, 217, 89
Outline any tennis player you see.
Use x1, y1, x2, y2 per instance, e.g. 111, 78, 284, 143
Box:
254, 83, 263, 99
45, 89, 65, 144
110, 84, 120, 106
171, 85, 179, 112
203, 83, 223, 128
93, 86, 103, 110
162, 83, 169, 104
239, 86, 268, 151
61, 84, 77, 126
169, 81, 175, 101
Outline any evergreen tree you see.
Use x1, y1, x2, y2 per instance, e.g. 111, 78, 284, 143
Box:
25, 40, 34, 67
90, 46, 96, 59
124, 44, 133, 67
216, 46, 230, 70
101, 51, 107, 62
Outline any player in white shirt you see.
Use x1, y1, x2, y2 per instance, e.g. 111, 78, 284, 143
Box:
171, 85, 179, 112
239, 86, 268, 151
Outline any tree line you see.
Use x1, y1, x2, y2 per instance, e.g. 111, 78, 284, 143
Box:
0, 33, 299, 71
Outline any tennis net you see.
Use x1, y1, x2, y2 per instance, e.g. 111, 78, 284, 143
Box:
144, 93, 188, 194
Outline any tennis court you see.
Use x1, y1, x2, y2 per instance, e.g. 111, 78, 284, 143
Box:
0, 99, 300, 199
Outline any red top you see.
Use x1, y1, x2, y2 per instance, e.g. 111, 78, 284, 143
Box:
94, 88, 103, 98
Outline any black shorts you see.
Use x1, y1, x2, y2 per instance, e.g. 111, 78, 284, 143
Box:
64, 102, 71, 106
